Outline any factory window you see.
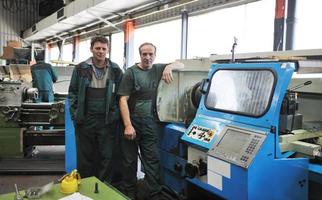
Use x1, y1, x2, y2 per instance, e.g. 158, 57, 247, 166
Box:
187, 0, 275, 58
48, 43, 74, 64
49, 45, 59, 65
293, 0, 322, 49
111, 32, 125, 69
62, 43, 73, 62
134, 19, 181, 64
45, 45, 50, 63
78, 39, 91, 62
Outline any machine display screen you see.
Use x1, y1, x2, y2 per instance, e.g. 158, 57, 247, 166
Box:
209, 126, 266, 168
216, 128, 251, 154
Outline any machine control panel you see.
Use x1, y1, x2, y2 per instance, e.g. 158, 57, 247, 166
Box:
186, 125, 216, 143
208, 126, 266, 168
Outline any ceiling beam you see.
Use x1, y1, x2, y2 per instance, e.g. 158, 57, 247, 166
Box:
86, 10, 122, 32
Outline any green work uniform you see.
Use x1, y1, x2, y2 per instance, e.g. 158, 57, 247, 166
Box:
118, 63, 166, 199
31, 61, 58, 102
68, 57, 123, 182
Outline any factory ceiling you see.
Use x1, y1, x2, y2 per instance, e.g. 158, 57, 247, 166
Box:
23, 0, 259, 43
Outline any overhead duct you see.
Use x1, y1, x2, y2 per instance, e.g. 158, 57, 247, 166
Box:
23, 0, 157, 41
23, 0, 260, 42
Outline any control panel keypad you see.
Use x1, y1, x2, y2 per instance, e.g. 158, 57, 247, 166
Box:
245, 137, 261, 155
240, 155, 249, 162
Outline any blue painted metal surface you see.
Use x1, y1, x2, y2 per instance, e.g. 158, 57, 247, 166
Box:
64, 98, 77, 173
160, 150, 187, 193
160, 124, 187, 158
309, 163, 322, 184
187, 132, 308, 200
160, 124, 187, 194
180, 62, 309, 200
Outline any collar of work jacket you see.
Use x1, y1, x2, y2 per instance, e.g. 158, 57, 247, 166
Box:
85, 57, 108, 68
79, 57, 120, 81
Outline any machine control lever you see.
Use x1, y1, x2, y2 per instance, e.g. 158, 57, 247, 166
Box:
198, 159, 207, 176
289, 80, 312, 91
185, 163, 198, 178
185, 159, 207, 178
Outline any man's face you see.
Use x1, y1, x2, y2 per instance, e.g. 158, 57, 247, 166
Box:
140, 44, 156, 69
91, 42, 108, 62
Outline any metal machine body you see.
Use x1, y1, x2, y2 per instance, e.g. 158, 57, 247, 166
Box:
159, 124, 187, 194
0, 80, 65, 160
157, 59, 210, 193
157, 50, 322, 199
181, 62, 308, 200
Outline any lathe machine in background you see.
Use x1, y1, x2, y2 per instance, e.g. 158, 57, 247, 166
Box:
0, 79, 65, 172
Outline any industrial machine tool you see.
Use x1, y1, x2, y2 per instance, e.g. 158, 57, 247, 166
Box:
157, 50, 322, 199
157, 59, 210, 195
0, 79, 65, 162
181, 61, 309, 200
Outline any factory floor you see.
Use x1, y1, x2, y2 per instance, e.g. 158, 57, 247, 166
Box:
0, 174, 63, 194
0, 145, 65, 194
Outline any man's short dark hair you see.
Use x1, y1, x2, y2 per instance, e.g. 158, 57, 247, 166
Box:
90, 36, 109, 48
139, 42, 157, 54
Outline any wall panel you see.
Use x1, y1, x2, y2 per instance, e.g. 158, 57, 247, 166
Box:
0, 0, 42, 56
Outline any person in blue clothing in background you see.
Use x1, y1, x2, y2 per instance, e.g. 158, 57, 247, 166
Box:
31, 57, 58, 102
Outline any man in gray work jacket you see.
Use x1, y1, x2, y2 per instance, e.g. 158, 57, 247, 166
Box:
68, 36, 123, 182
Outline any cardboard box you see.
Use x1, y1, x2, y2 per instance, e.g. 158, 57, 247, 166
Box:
1, 47, 31, 60
7, 40, 22, 48
1, 47, 14, 59
9, 64, 32, 82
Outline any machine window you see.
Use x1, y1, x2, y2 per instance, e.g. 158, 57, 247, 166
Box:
205, 69, 275, 117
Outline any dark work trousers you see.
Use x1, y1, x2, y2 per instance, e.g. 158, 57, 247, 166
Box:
75, 114, 117, 182
120, 117, 162, 199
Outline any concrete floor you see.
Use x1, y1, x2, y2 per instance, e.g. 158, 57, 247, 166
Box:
0, 145, 65, 195
0, 174, 63, 194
